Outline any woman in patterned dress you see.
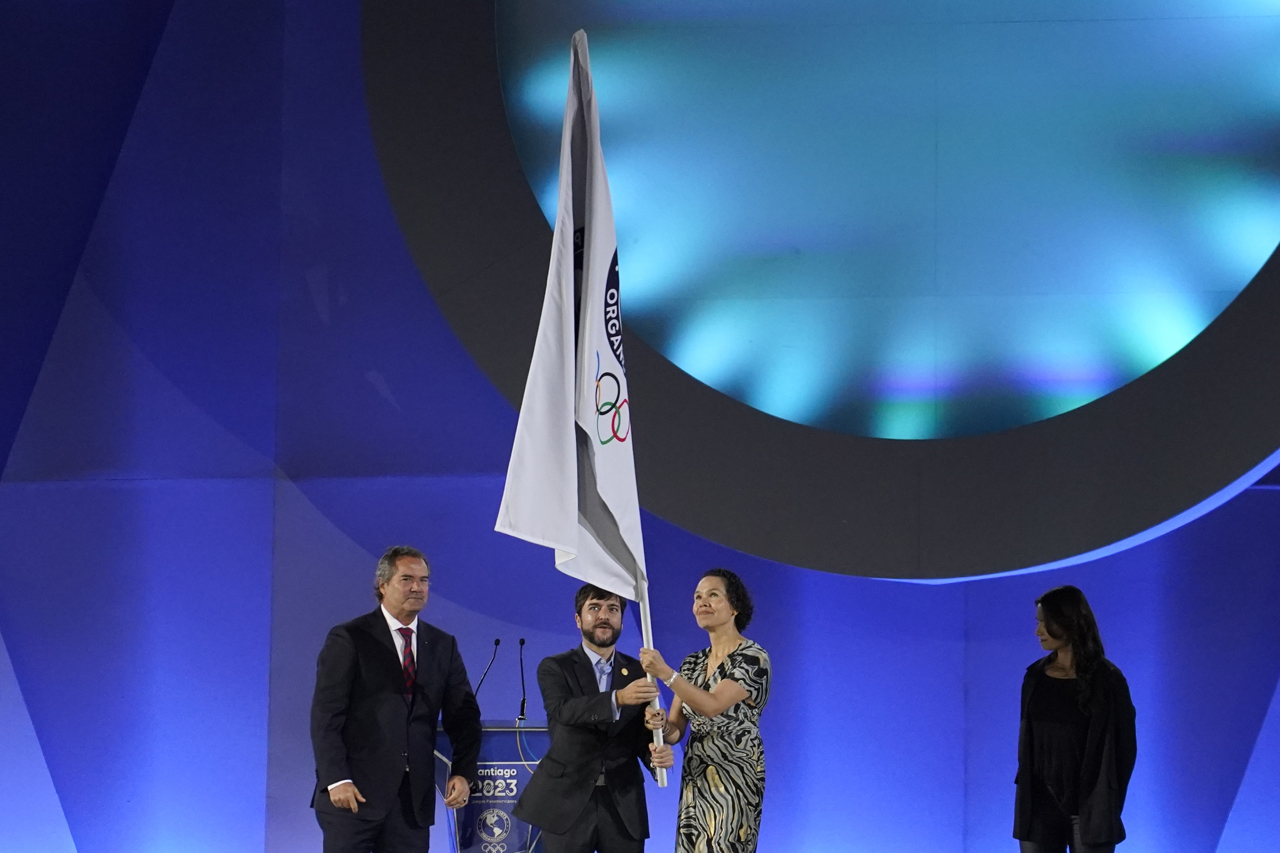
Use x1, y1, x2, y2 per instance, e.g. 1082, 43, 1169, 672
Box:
639, 568, 770, 853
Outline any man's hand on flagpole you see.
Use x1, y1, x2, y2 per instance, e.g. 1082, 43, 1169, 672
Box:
617, 677, 659, 706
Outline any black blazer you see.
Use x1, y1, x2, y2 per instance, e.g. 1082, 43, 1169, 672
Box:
310, 609, 482, 825
513, 647, 654, 838
1014, 656, 1137, 845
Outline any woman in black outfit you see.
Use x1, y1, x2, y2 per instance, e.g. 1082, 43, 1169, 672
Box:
1015, 585, 1137, 853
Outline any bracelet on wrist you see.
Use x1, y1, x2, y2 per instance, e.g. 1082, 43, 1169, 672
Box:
663, 670, 680, 687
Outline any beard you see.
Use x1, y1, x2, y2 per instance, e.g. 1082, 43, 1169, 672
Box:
581, 622, 620, 648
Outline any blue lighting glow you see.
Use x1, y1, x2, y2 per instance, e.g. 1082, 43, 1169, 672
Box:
498, 0, 1280, 437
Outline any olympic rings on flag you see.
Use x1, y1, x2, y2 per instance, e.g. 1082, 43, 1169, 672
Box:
595, 369, 630, 444
480, 844, 507, 853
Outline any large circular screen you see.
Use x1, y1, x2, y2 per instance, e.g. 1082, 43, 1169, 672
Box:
362, 1, 1280, 578
498, 0, 1280, 438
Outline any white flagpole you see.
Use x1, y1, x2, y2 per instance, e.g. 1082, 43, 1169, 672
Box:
636, 583, 667, 788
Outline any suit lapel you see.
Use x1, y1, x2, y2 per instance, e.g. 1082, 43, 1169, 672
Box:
362, 608, 399, 664
570, 647, 601, 697
609, 653, 635, 692
411, 623, 439, 710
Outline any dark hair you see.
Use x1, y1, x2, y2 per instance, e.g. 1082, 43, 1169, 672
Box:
1036, 585, 1105, 709
574, 584, 628, 616
702, 568, 753, 632
375, 545, 429, 602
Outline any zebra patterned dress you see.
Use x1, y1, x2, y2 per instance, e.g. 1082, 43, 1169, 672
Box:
676, 639, 770, 853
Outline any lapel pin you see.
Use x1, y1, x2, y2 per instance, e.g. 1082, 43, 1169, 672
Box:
621, 668, 629, 676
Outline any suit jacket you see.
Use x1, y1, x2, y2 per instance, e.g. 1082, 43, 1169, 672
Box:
513, 647, 653, 838
1014, 656, 1137, 845
310, 608, 482, 825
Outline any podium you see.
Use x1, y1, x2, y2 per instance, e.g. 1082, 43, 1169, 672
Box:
436, 721, 550, 853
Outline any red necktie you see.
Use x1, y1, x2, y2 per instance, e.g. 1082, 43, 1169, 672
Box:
397, 627, 416, 694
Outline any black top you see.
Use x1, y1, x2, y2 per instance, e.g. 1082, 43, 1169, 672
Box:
1028, 671, 1090, 814
1014, 656, 1137, 846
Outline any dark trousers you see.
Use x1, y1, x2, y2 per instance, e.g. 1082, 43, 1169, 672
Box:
540, 786, 643, 853
1019, 816, 1115, 853
316, 774, 429, 853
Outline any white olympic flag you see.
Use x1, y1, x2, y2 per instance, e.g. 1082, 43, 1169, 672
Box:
495, 30, 648, 604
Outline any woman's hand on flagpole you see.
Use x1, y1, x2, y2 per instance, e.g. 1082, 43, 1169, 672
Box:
639, 648, 675, 683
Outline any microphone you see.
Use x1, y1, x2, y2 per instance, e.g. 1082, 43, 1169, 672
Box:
474, 639, 500, 698
517, 638, 527, 720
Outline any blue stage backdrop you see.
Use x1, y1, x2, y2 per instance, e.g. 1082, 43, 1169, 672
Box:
2, 2, 1279, 853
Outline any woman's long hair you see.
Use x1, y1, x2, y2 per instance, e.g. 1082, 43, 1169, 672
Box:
1036, 585, 1106, 710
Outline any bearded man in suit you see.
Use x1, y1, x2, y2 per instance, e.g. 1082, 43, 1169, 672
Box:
310, 545, 482, 853
513, 584, 674, 853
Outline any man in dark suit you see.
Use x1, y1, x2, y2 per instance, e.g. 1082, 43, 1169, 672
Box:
311, 545, 482, 853
513, 584, 673, 853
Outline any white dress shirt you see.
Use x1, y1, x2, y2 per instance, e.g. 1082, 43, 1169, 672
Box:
381, 605, 419, 664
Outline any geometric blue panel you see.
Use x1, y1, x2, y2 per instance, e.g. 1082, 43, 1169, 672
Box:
0, 626, 77, 853
289, 475, 567, 635
0, 478, 275, 853
0, 0, 174, 474
68, 0, 284, 464
275, 0, 517, 483
1216, 674, 1280, 853
3, 277, 274, 484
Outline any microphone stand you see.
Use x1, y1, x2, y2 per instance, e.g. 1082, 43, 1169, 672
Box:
517, 638, 527, 721
474, 638, 501, 698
